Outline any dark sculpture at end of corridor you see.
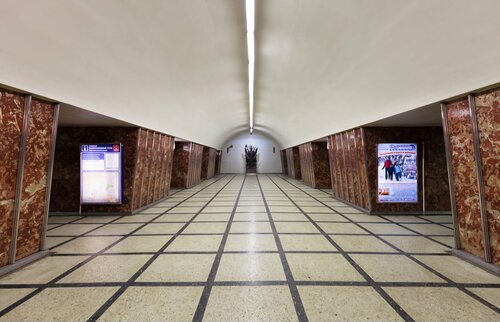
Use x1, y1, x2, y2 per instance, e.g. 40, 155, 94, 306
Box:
245, 144, 258, 173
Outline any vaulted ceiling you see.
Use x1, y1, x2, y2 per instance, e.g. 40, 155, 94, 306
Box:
1, 0, 499, 148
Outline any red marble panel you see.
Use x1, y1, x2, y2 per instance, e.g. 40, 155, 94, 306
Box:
171, 142, 190, 188
132, 129, 147, 211
327, 136, 339, 197
335, 134, 346, 200
163, 136, 175, 196
341, 132, 354, 204
50, 127, 139, 213
292, 147, 301, 180
446, 100, 484, 258
475, 89, 500, 264
153, 134, 165, 202
146, 133, 159, 204
347, 131, 361, 206
157, 134, 167, 200
201, 147, 210, 180
0, 90, 25, 266
355, 129, 370, 210
312, 142, 331, 189
16, 99, 54, 261
141, 131, 154, 207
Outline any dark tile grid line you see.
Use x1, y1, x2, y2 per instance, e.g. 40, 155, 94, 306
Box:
87, 175, 237, 321
0, 175, 229, 318
266, 175, 414, 321
191, 175, 246, 321
275, 175, 500, 314
256, 175, 309, 322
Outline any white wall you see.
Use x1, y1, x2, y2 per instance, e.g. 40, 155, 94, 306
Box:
220, 131, 282, 174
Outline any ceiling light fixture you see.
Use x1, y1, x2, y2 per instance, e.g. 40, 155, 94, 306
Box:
246, 0, 255, 134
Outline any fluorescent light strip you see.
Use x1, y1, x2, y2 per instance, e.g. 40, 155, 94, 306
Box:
246, 0, 255, 133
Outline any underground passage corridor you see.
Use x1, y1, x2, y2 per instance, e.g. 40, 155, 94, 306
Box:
0, 175, 498, 321
1, 1, 499, 321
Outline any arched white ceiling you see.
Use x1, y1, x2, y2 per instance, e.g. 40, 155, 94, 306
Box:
1, 0, 500, 148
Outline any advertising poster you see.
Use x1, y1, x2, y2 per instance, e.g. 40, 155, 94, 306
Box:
80, 143, 123, 204
377, 143, 417, 203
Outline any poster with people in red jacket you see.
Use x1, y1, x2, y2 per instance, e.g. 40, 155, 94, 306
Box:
377, 143, 417, 203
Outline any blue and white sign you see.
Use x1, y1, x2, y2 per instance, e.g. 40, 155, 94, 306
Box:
80, 143, 123, 204
377, 143, 418, 203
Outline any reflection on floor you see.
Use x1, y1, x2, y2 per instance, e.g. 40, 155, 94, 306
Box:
0, 174, 498, 321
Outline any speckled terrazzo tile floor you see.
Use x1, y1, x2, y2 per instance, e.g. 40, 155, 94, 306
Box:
0, 174, 498, 321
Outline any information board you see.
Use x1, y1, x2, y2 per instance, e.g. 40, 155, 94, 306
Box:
80, 143, 123, 204
377, 143, 418, 203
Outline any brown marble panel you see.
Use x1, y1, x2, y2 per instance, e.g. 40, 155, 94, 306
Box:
215, 150, 222, 175
171, 142, 190, 188
146, 133, 158, 204
327, 136, 339, 197
201, 147, 210, 180
207, 148, 216, 179
153, 134, 165, 202
334, 134, 346, 200
475, 89, 500, 264
0, 89, 25, 266
286, 148, 294, 178
292, 147, 301, 180
141, 131, 154, 207
15, 99, 54, 260
340, 133, 354, 203
355, 128, 370, 210
311, 142, 331, 189
280, 150, 288, 175
445, 100, 484, 258
299, 143, 313, 187
164, 136, 175, 196
50, 127, 139, 213
347, 131, 360, 206
132, 129, 147, 211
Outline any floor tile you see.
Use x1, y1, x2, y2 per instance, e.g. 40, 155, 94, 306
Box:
59, 255, 151, 283
466, 287, 500, 308
75, 216, 120, 224
381, 215, 427, 223
299, 286, 402, 321
0, 287, 118, 322
0, 288, 36, 311
286, 253, 364, 281
47, 216, 81, 224
308, 213, 348, 222
230, 221, 272, 233
52, 236, 121, 254
216, 253, 285, 281
384, 287, 499, 321
332, 235, 398, 253
193, 213, 232, 222
87, 223, 143, 236
134, 223, 185, 235
153, 213, 195, 222
204, 286, 297, 322
45, 236, 73, 249
414, 255, 500, 284
420, 215, 453, 223
202, 206, 234, 213
350, 254, 444, 283
274, 222, 320, 233
137, 254, 215, 282
140, 207, 171, 214
381, 236, 450, 253
268, 206, 300, 213
224, 234, 277, 251
99, 286, 203, 321
345, 214, 390, 223
182, 222, 227, 234
318, 222, 368, 234
401, 223, 453, 236
359, 223, 416, 235
431, 236, 455, 247
165, 235, 223, 252
272, 213, 309, 221
167, 207, 202, 214
105, 235, 172, 253
114, 215, 156, 223
279, 234, 336, 251
236, 205, 266, 213
300, 206, 334, 213
232, 212, 269, 221
47, 224, 102, 236
0, 256, 88, 284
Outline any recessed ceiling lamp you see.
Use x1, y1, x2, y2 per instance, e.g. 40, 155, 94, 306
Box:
246, 0, 255, 134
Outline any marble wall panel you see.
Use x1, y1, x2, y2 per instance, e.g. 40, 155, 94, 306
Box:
140, 131, 154, 207
132, 129, 147, 210
50, 127, 139, 213
207, 148, 217, 179
311, 142, 331, 188
153, 134, 165, 202
327, 136, 339, 197
0, 90, 25, 266
292, 147, 301, 179
281, 150, 288, 175
354, 128, 370, 210
171, 142, 190, 188
215, 151, 222, 175
146, 132, 158, 204
475, 89, 500, 264
201, 147, 210, 180
347, 131, 360, 206
15, 99, 54, 261
299, 143, 314, 187
163, 136, 175, 197
444, 100, 484, 259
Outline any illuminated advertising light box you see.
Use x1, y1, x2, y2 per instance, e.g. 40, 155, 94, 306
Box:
377, 143, 418, 203
80, 143, 123, 204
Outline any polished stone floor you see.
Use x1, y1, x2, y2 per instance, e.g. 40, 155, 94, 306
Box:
0, 174, 499, 321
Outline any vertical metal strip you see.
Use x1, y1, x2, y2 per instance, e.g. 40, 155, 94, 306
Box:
352, 129, 364, 208
130, 128, 142, 211
360, 128, 372, 212
40, 103, 59, 250
468, 95, 491, 262
138, 130, 149, 208
8, 95, 31, 264
440, 103, 461, 249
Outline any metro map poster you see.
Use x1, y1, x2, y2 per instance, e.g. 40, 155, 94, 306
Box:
80, 143, 123, 204
377, 143, 418, 203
